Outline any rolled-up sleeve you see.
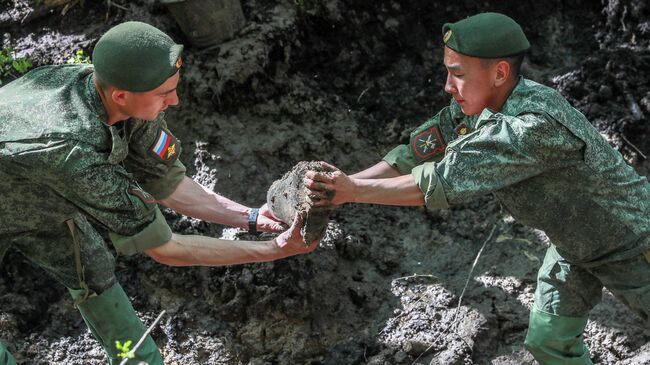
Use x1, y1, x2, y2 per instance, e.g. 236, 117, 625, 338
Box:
109, 207, 172, 255
141, 158, 186, 199
382, 107, 456, 174
383, 144, 418, 174
411, 162, 449, 209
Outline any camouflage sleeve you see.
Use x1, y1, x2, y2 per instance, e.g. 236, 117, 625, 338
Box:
18, 139, 172, 255
412, 111, 585, 207
123, 115, 186, 200
383, 106, 457, 174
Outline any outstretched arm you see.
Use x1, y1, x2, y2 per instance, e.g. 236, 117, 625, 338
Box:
146, 214, 315, 266
304, 162, 424, 206
349, 161, 401, 179
159, 176, 286, 233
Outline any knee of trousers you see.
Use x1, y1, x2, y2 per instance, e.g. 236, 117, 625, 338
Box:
524, 307, 593, 364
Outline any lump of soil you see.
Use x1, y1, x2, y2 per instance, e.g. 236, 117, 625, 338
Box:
266, 161, 335, 244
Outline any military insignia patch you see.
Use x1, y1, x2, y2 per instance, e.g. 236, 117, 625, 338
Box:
443, 30, 452, 43
413, 127, 446, 159
455, 123, 471, 136
150, 129, 177, 162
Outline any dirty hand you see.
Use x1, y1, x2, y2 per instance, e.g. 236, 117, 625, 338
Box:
274, 214, 320, 254
303, 161, 354, 206
257, 203, 288, 233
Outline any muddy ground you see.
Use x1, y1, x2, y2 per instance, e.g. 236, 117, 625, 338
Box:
1, 0, 650, 364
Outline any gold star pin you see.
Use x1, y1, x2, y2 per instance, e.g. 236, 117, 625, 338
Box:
455, 123, 471, 136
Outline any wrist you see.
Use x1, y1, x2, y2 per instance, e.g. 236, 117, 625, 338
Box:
349, 178, 361, 204
247, 208, 259, 234
267, 238, 286, 259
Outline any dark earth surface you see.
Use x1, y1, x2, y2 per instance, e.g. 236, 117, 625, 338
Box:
1, 0, 650, 364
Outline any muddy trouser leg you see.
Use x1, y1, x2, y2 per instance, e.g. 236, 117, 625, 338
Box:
524, 245, 602, 365
13, 214, 163, 365
0, 342, 16, 365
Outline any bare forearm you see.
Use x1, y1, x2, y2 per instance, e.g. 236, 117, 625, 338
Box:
350, 161, 401, 179
160, 176, 249, 229
146, 233, 286, 266
351, 174, 425, 206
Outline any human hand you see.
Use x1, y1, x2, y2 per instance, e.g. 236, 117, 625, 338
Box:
274, 214, 320, 254
257, 203, 288, 233
303, 161, 355, 207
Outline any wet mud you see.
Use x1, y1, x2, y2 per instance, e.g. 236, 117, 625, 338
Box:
1, 0, 649, 364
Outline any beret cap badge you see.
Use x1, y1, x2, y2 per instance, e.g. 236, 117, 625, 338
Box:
441, 12, 530, 58
443, 30, 452, 44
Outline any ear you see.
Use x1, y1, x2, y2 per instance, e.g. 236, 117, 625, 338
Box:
110, 89, 129, 106
494, 60, 511, 87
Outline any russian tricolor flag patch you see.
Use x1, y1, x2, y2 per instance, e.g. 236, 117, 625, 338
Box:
150, 129, 178, 162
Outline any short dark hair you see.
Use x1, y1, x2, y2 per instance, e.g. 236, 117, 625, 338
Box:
93, 72, 111, 91
481, 52, 526, 78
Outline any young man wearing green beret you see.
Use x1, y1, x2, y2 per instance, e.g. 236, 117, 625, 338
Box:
0, 21, 318, 365
305, 12, 650, 365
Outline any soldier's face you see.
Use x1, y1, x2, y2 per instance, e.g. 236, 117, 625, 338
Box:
443, 47, 499, 115
123, 72, 180, 121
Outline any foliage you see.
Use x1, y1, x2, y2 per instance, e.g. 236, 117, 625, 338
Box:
0, 47, 33, 86
67, 49, 91, 64
115, 340, 135, 360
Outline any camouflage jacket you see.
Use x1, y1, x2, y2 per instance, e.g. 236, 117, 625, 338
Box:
384, 77, 650, 264
0, 65, 186, 255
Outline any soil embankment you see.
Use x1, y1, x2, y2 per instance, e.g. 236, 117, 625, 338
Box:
1, 0, 649, 364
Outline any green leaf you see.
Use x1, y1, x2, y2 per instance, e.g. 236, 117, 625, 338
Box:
67, 49, 91, 64
12, 58, 32, 74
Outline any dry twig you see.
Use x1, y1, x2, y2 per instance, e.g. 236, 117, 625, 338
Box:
119, 310, 166, 365
410, 223, 498, 365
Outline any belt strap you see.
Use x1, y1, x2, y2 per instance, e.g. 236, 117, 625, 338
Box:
66, 219, 90, 306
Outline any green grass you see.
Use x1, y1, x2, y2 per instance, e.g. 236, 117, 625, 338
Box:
0, 48, 33, 86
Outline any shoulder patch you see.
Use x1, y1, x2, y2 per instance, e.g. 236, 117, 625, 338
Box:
149, 129, 178, 162
413, 126, 446, 159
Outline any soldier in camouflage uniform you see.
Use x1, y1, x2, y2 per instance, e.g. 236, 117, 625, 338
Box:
0, 22, 318, 365
305, 12, 650, 365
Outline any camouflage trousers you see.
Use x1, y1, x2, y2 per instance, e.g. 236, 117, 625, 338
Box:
0, 212, 164, 364
0, 212, 117, 292
525, 244, 650, 364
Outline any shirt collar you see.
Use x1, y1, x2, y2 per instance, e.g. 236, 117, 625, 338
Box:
83, 67, 109, 124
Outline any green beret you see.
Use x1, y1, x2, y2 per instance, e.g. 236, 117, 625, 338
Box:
92, 21, 183, 92
442, 12, 530, 58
